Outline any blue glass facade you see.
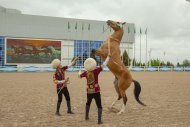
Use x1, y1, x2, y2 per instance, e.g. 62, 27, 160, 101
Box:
0, 37, 5, 66
74, 40, 103, 66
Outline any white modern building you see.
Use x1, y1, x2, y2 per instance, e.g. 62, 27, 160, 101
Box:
0, 5, 135, 67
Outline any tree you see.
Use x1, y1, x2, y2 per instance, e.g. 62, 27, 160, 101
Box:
160, 61, 165, 66
150, 59, 161, 66
177, 62, 180, 66
122, 50, 131, 66
136, 62, 140, 66
132, 59, 137, 66
141, 63, 145, 66
182, 59, 190, 66
166, 61, 174, 66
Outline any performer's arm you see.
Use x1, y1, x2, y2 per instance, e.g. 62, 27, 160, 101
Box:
101, 56, 110, 68
53, 74, 61, 85
78, 70, 82, 78
68, 57, 78, 67
53, 74, 69, 84
78, 71, 86, 78
61, 66, 68, 70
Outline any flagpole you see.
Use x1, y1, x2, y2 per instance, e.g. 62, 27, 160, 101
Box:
134, 29, 136, 66
121, 27, 123, 64
68, 22, 70, 65
149, 48, 152, 67
128, 25, 136, 69
130, 41, 135, 68
68, 31, 70, 65
82, 23, 84, 68
132, 26, 136, 67
128, 43, 130, 67
145, 28, 148, 67
140, 27, 142, 66
75, 22, 78, 66
88, 24, 90, 58
127, 26, 130, 67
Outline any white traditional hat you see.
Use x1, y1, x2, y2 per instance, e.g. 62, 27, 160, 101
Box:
84, 58, 97, 71
51, 59, 61, 69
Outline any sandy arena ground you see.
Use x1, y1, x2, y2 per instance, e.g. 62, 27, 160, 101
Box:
0, 72, 190, 127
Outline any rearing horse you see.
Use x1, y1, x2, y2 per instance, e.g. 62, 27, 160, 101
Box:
91, 20, 146, 114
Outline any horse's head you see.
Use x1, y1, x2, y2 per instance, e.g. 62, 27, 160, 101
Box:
107, 20, 126, 31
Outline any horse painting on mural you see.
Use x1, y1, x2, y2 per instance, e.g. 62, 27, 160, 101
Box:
91, 20, 146, 115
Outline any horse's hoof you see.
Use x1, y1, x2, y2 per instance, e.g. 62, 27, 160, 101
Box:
91, 49, 96, 53
117, 111, 123, 115
108, 107, 113, 111
108, 106, 112, 109
108, 107, 119, 113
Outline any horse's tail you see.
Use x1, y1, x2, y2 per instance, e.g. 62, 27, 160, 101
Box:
132, 80, 146, 106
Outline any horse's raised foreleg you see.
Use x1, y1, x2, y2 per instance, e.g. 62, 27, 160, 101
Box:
90, 49, 107, 66
90, 49, 97, 60
90, 49, 96, 57
90, 49, 108, 59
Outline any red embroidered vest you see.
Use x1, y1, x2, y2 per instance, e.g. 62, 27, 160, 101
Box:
86, 71, 100, 93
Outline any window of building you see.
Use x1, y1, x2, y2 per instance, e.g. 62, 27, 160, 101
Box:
74, 40, 103, 67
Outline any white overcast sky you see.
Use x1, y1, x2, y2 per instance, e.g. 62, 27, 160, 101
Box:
1, 0, 190, 64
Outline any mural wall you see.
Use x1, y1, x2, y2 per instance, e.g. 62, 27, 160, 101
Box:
0, 37, 5, 66
5, 38, 61, 64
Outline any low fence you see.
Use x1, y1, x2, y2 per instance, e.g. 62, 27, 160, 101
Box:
130, 66, 190, 72
0, 66, 190, 72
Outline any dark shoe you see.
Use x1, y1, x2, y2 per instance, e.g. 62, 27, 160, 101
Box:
85, 105, 90, 120
56, 102, 61, 115
67, 101, 74, 114
55, 112, 61, 116
67, 110, 74, 114
98, 120, 103, 124
97, 108, 103, 124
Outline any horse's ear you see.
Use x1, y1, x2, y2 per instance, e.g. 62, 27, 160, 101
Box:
122, 22, 126, 25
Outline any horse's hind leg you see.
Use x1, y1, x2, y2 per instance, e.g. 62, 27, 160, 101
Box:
110, 76, 122, 108
117, 79, 131, 115
117, 91, 127, 115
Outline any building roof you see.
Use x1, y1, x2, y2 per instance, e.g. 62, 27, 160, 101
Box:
0, 6, 134, 43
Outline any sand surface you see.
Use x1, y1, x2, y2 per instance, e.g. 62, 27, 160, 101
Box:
0, 72, 190, 127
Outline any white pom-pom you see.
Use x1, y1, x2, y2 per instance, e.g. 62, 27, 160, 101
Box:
84, 58, 97, 71
51, 59, 61, 69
